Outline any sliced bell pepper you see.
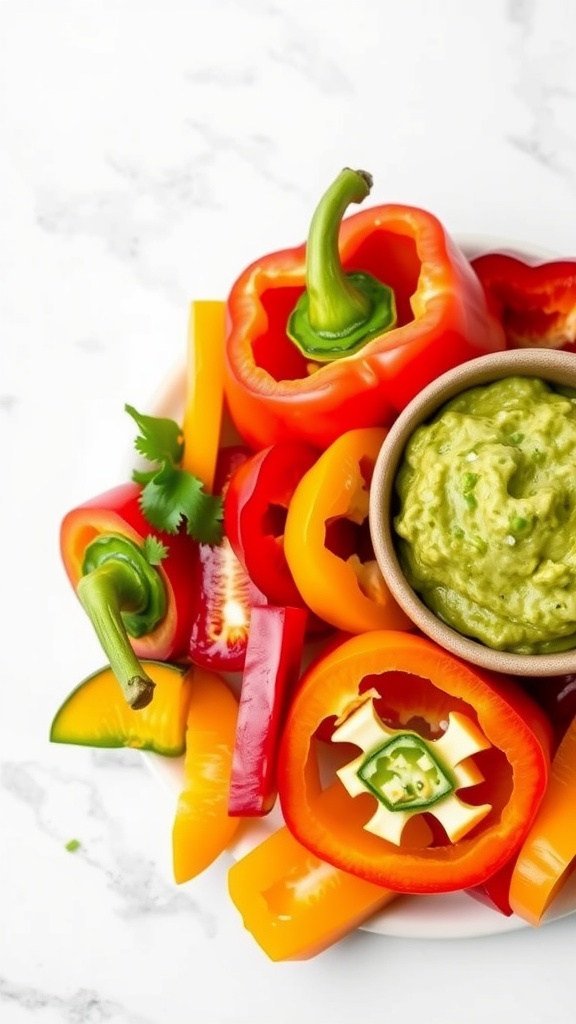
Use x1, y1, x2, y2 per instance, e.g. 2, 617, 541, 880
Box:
60, 482, 197, 708
228, 787, 397, 961
172, 666, 240, 884
283, 427, 411, 635
188, 446, 266, 672
223, 439, 319, 608
224, 167, 505, 450
181, 300, 226, 492
228, 604, 308, 817
278, 630, 552, 894
471, 252, 576, 350
509, 713, 576, 926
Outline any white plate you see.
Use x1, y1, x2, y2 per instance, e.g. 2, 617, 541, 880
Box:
143, 234, 571, 940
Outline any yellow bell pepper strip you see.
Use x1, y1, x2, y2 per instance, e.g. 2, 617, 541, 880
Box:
283, 427, 412, 634
228, 784, 397, 961
277, 630, 552, 894
509, 713, 576, 926
181, 300, 226, 492
172, 666, 241, 884
50, 661, 192, 756
223, 167, 505, 450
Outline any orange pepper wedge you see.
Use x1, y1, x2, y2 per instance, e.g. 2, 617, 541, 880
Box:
283, 427, 412, 634
181, 300, 226, 492
509, 715, 576, 926
228, 783, 397, 961
172, 666, 240, 883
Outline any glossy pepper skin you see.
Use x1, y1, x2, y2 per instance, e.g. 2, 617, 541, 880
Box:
228, 604, 308, 817
283, 427, 412, 635
228, 789, 397, 961
509, 713, 576, 926
278, 631, 552, 895
60, 482, 197, 707
224, 177, 505, 450
471, 252, 576, 350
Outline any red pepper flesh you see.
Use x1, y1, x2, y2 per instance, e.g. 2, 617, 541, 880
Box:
228, 604, 308, 817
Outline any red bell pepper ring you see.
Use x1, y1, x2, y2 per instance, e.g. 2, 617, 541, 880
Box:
60, 482, 197, 708
224, 168, 505, 450
278, 630, 552, 894
188, 446, 267, 673
471, 251, 576, 350
228, 604, 308, 817
223, 439, 319, 608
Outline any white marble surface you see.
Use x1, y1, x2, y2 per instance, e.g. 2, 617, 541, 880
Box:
3, 0, 576, 1020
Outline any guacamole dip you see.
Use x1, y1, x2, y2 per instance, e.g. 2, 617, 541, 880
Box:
394, 376, 576, 654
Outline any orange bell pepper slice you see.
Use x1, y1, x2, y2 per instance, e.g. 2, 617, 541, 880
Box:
283, 427, 412, 634
509, 714, 576, 926
181, 300, 226, 492
228, 784, 397, 961
278, 630, 552, 894
172, 666, 240, 883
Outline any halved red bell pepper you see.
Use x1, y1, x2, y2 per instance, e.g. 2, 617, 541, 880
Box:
224, 168, 505, 449
60, 482, 197, 708
471, 252, 576, 350
228, 604, 308, 817
283, 427, 411, 635
188, 446, 266, 672
278, 630, 552, 894
224, 439, 319, 608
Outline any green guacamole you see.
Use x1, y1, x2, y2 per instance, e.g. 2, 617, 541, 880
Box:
393, 376, 576, 655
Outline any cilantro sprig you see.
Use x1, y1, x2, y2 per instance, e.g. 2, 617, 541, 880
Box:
126, 404, 223, 544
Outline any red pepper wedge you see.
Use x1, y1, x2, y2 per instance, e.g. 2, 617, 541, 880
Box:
224, 440, 319, 608
60, 482, 197, 708
278, 630, 552, 894
228, 604, 308, 817
224, 168, 505, 450
471, 252, 576, 351
188, 446, 266, 673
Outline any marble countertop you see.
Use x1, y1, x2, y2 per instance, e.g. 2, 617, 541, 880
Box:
3, 1, 576, 1021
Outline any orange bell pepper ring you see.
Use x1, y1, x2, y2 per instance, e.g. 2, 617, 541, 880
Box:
283, 427, 412, 634
509, 714, 576, 926
228, 785, 397, 961
172, 666, 240, 883
224, 167, 505, 450
278, 630, 552, 894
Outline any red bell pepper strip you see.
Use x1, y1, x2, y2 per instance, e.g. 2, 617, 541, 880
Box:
278, 630, 552, 894
60, 482, 197, 708
188, 446, 266, 673
223, 439, 319, 608
228, 604, 308, 817
470, 252, 576, 350
224, 167, 505, 450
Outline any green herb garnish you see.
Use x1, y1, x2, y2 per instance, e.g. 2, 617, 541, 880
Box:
126, 405, 223, 544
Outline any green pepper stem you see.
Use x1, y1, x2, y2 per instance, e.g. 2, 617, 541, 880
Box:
286, 168, 396, 361
77, 562, 156, 710
306, 167, 373, 335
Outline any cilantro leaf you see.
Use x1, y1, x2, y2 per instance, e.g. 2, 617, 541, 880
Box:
125, 404, 184, 466
126, 404, 223, 545
143, 535, 169, 565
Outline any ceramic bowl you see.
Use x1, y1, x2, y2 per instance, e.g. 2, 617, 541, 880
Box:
369, 348, 576, 677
